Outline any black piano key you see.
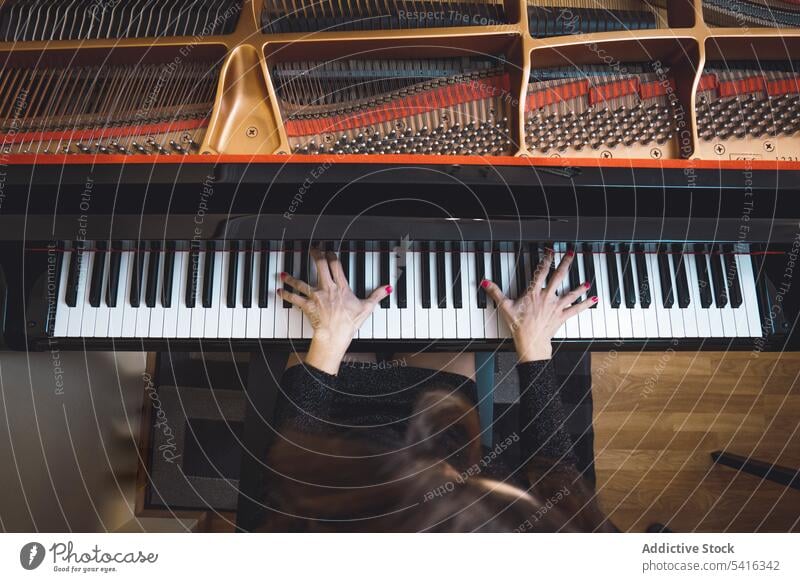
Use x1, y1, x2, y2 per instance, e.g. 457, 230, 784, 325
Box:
546, 243, 557, 286
694, 244, 713, 308
202, 241, 216, 308
356, 241, 366, 299
567, 243, 581, 297
106, 241, 122, 308
420, 241, 431, 309
186, 243, 200, 308
130, 242, 146, 308
435, 242, 447, 308
528, 243, 540, 282
724, 245, 743, 308
227, 240, 240, 308
380, 240, 390, 308
634, 243, 651, 308
340, 241, 351, 282
300, 241, 310, 284
283, 241, 294, 308
709, 246, 728, 308
452, 242, 463, 309
396, 242, 408, 309
145, 241, 161, 308
89, 241, 107, 308
605, 243, 622, 308
657, 245, 674, 308
515, 242, 527, 298
582, 244, 598, 308
672, 244, 691, 308
161, 241, 175, 308
242, 241, 253, 308
620, 243, 636, 308
491, 242, 503, 303
65, 241, 84, 307
476, 242, 487, 309
258, 241, 270, 308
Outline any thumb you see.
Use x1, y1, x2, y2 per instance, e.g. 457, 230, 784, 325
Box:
366, 284, 393, 306
480, 279, 507, 305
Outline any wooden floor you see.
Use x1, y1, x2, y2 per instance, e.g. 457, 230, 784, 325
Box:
592, 351, 800, 532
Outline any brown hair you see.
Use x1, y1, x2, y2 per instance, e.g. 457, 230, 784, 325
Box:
260, 390, 613, 532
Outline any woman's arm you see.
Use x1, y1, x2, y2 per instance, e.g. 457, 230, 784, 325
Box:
480, 248, 595, 466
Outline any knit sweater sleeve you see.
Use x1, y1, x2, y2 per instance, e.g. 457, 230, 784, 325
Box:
274, 364, 340, 434
517, 360, 578, 467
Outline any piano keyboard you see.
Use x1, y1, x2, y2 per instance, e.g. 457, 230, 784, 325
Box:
49, 240, 762, 340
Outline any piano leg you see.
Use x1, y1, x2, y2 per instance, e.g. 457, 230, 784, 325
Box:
235, 349, 288, 532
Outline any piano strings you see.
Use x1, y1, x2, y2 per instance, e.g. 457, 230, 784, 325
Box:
702, 0, 800, 28
0, 59, 220, 155
525, 63, 678, 157
261, 0, 508, 33
0, 0, 242, 41
272, 56, 516, 155
527, 0, 668, 37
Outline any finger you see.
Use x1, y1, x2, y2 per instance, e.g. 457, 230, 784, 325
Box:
530, 248, 553, 292
326, 250, 348, 287
281, 272, 313, 296
562, 295, 598, 319
276, 288, 308, 309
310, 246, 334, 288
545, 248, 574, 295
558, 280, 592, 307
366, 284, 393, 306
480, 278, 508, 306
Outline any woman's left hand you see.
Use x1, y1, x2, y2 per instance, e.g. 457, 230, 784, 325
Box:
279, 246, 392, 374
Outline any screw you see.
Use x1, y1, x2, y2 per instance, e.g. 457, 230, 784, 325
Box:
246, 126, 258, 138
764, 141, 775, 152
714, 143, 726, 155
650, 148, 662, 159
601, 150, 613, 159
182, 133, 192, 143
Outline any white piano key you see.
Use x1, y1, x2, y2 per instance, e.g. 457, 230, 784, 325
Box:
400, 249, 416, 339
635, 248, 659, 339
217, 247, 234, 339
587, 246, 606, 339
246, 247, 262, 339
302, 247, 318, 340
133, 251, 152, 338
713, 254, 737, 338
441, 248, 458, 339
204, 248, 223, 339
68, 245, 90, 338
428, 246, 444, 340
273, 250, 290, 339
626, 250, 647, 338
414, 251, 429, 339
359, 245, 375, 340
675, 249, 698, 338
79, 244, 98, 338
597, 247, 619, 338
374, 248, 389, 339
92, 249, 111, 338
553, 248, 567, 339
108, 248, 128, 338
497, 245, 512, 338
614, 250, 634, 338
170, 250, 187, 338
118, 250, 137, 338
288, 248, 303, 339
232, 248, 248, 338
466, 243, 483, 339
646, 246, 671, 339
387, 245, 401, 339
482, 246, 498, 340
736, 250, 762, 338
189, 250, 206, 338
564, 249, 580, 339
149, 249, 166, 338
729, 252, 751, 338
53, 250, 71, 337
664, 252, 685, 338
576, 252, 593, 339
701, 253, 725, 338
685, 253, 711, 339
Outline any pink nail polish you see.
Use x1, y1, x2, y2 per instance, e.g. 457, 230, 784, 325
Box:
279, 272, 287, 280
591, 296, 599, 303
567, 250, 575, 257
584, 281, 591, 289
385, 285, 393, 294
480, 279, 490, 289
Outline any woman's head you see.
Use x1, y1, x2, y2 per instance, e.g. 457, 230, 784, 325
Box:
262, 389, 612, 532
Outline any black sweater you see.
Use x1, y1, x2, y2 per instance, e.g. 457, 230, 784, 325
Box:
275, 359, 578, 470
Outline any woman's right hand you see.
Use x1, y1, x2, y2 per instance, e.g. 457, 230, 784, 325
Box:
479, 248, 597, 363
